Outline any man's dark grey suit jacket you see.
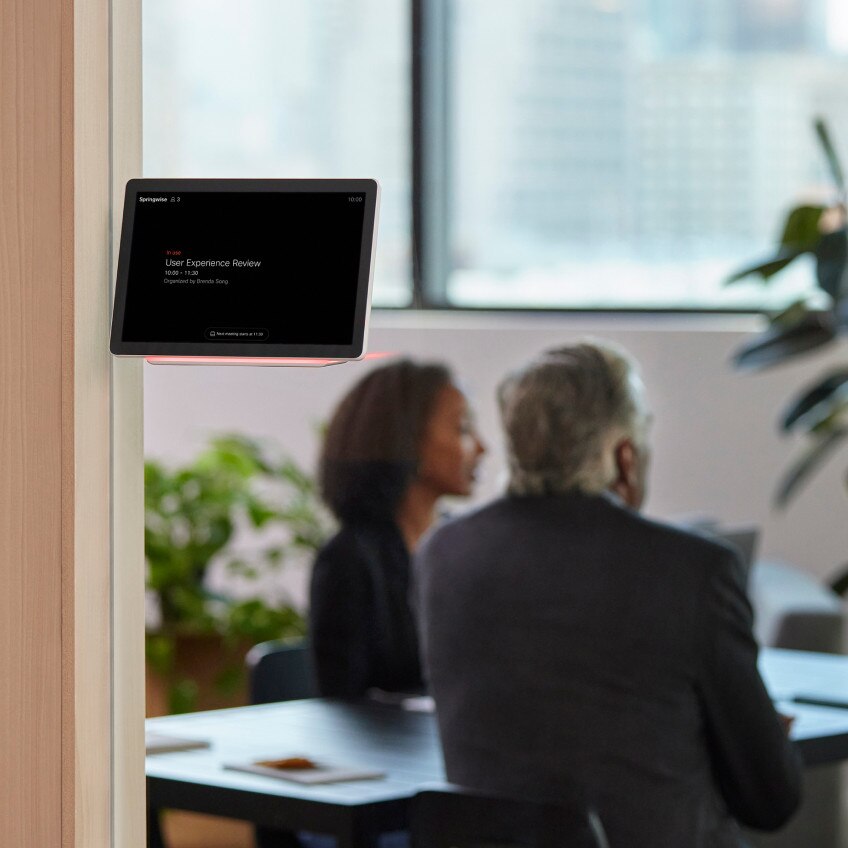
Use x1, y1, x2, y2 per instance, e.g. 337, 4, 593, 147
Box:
415, 492, 801, 847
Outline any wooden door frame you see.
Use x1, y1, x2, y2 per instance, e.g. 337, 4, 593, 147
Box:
111, 0, 145, 843
1, 0, 144, 845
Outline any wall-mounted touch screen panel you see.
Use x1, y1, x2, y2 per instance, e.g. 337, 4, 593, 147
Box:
110, 179, 379, 361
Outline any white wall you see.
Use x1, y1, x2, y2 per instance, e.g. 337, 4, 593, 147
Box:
144, 311, 848, 593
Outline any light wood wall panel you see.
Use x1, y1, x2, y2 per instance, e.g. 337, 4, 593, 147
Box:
1, 0, 68, 844
73, 0, 112, 844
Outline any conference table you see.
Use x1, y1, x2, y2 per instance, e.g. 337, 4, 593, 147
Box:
146, 648, 848, 847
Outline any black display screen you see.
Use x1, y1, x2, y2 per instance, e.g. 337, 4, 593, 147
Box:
110, 179, 378, 359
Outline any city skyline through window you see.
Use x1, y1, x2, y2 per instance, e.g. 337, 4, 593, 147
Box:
449, 0, 848, 308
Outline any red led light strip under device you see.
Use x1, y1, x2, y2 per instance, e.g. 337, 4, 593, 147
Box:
145, 352, 392, 367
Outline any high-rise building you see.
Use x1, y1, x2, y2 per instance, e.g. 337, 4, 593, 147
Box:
453, 0, 632, 270
639, 0, 828, 54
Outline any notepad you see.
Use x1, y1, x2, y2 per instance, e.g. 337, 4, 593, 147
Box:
401, 695, 435, 713
146, 732, 211, 754
225, 757, 385, 785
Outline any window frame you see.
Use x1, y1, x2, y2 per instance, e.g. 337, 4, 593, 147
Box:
407, 0, 806, 316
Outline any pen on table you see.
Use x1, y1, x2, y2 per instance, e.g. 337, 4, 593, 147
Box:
792, 695, 848, 710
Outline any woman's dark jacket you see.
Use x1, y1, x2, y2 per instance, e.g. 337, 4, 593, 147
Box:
309, 518, 424, 697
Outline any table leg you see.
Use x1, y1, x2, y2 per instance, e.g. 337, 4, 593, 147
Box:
147, 807, 166, 848
255, 825, 306, 847
336, 824, 382, 848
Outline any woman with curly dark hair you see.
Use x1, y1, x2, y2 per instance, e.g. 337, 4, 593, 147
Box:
309, 358, 486, 698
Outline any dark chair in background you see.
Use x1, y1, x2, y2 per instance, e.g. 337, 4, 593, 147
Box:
247, 639, 316, 704
410, 785, 609, 848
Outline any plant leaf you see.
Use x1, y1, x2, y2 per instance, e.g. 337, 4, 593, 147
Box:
725, 248, 804, 285
770, 299, 812, 328
775, 426, 848, 508
247, 500, 278, 527
726, 204, 827, 286
780, 369, 848, 432
225, 558, 249, 575
169, 679, 199, 714
827, 562, 848, 596
214, 665, 244, 697
779, 205, 827, 252
838, 299, 848, 331
732, 312, 836, 370
266, 547, 285, 566
815, 117, 846, 194
815, 227, 848, 302
145, 632, 175, 675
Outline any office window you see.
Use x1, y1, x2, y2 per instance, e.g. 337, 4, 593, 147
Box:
143, 0, 848, 312
444, 0, 848, 309
143, 0, 411, 306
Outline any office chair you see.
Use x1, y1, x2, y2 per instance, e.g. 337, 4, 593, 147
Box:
410, 785, 610, 848
246, 639, 316, 704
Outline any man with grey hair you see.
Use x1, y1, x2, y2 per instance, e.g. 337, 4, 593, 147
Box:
498, 342, 650, 506
415, 340, 800, 847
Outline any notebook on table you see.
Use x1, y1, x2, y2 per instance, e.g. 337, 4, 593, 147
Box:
145, 731, 211, 754
225, 756, 385, 785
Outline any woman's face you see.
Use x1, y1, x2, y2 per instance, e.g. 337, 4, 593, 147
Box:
417, 384, 486, 498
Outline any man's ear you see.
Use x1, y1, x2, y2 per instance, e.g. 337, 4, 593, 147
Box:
611, 438, 638, 504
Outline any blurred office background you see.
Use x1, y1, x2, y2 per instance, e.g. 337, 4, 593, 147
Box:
143, 0, 848, 601
141, 4, 848, 845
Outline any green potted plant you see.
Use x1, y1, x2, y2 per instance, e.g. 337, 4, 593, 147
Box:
726, 117, 848, 509
144, 433, 330, 714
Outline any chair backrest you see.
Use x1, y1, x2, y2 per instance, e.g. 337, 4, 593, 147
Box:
246, 639, 316, 704
410, 786, 609, 848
